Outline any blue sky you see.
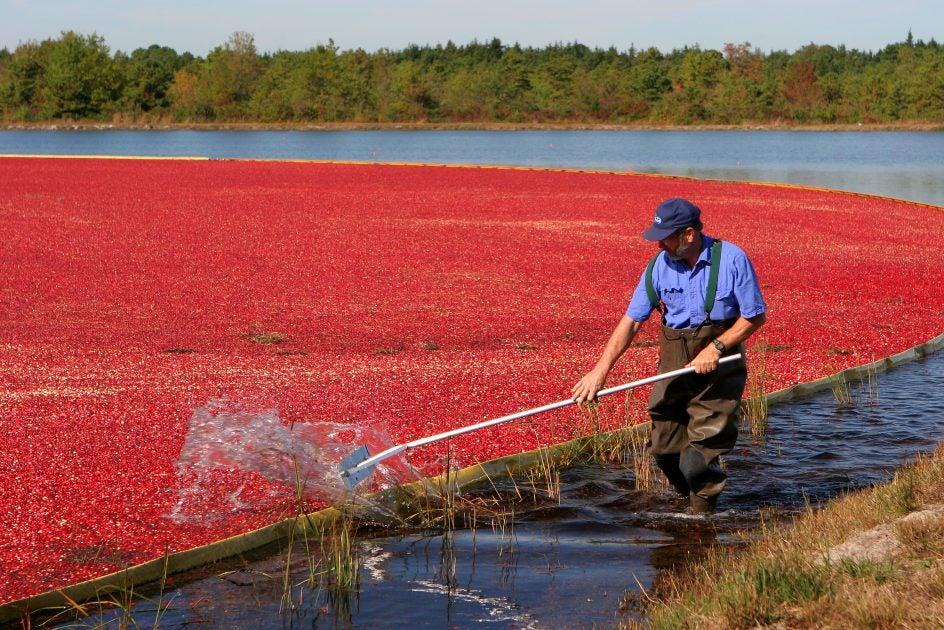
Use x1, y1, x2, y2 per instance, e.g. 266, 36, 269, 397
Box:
2, 0, 941, 55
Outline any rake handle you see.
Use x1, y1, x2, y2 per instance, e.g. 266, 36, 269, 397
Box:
342, 353, 743, 479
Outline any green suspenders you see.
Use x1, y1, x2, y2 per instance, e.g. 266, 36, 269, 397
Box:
644, 255, 661, 309
703, 239, 723, 316
645, 239, 723, 319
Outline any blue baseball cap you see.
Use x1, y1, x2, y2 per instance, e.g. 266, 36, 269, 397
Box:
642, 198, 702, 241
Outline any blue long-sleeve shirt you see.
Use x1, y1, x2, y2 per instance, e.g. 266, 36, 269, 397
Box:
626, 235, 766, 329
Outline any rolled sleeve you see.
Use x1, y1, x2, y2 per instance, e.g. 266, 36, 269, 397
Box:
625, 267, 656, 323
732, 252, 766, 318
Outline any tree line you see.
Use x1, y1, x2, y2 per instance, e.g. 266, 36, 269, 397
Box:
1, 30, 942, 124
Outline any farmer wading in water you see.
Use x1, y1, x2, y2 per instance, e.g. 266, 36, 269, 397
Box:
572, 198, 767, 514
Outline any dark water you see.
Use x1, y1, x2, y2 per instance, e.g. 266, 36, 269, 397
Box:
2, 129, 943, 205
79, 350, 943, 629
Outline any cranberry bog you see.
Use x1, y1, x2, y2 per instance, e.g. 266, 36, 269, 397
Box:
2, 156, 944, 610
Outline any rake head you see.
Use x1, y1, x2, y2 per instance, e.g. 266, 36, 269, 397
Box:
338, 444, 373, 490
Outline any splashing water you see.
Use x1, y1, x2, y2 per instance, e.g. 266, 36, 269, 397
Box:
167, 398, 421, 524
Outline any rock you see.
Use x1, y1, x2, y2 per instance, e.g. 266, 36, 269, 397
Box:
819, 504, 944, 565
822, 522, 901, 564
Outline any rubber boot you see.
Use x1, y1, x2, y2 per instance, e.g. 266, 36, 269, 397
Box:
653, 454, 690, 496
689, 493, 717, 515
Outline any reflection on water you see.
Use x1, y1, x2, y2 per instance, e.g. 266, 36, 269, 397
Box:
2, 129, 943, 205
75, 350, 944, 628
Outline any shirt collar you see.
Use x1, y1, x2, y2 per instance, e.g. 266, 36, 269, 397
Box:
693, 234, 715, 269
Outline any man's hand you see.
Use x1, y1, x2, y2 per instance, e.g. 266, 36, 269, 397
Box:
571, 315, 643, 404
572, 368, 607, 403
687, 344, 721, 374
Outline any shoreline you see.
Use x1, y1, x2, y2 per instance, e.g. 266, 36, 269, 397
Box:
4, 120, 944, 132
642, 442, 944, 628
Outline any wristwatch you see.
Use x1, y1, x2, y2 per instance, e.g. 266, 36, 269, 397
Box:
711, 339, 726, 353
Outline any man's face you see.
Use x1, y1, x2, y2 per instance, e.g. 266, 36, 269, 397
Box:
659, 227, 696, 260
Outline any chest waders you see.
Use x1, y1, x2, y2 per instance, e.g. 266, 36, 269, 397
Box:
643, 240, 747, 514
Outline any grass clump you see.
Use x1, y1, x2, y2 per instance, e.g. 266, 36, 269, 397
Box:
873, 471, 919, 518
243, 326, 286, 345
831, 372, 856, 408
835, 559, 896, 583
830, 363, 879, 410
896, 513, 944, 557
722, 559, 831, 625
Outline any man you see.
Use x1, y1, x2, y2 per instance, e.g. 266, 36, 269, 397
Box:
572, 198, 766, 514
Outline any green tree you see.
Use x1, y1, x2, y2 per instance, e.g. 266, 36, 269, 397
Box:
529, 51, 577, 119
901, 47, 944, 120
707, 43, 767, 123
657, 47, 726, 122
167, 67, 205, 119
628, 47, 671, 116
0, 41, 48, 119
3, 29, 944, 125
380, 60, 433, 120
201, 31, 261, 118
38, 31, 120, 119
296, 43, 348, 120
247, 51, 296, 121
493, 46, 535, 120
121, 45, 187, 112
338, 48, 377, 121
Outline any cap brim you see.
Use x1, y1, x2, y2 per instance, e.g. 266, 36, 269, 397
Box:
642, 225, 677, 241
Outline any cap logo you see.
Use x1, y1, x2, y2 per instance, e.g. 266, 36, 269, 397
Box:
654, 216, 662, 224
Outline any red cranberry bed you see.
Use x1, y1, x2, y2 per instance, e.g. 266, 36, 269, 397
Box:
1, 157, 942, 603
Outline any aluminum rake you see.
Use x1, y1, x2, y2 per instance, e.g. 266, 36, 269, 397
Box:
339, 353, 743, 489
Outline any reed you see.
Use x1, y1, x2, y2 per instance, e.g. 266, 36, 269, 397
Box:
524, 444, 561, 502
829, 362, 881, 410
32, 552, 174, 628
403, 446, 462, 532
861, 362, 880, 407
277, 454, 362, 617
279, 521, 296, 614
626, 426, 658, 491
831, 372, 856, 408
740, 345, 770, 442
439, 448, 459, 534
439, 530, 458, 594
318, 508, 361, 592
577, 400, 607, 462
492, 504, 517, 559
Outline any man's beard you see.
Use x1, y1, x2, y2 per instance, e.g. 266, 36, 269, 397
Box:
667, 240, 695, 261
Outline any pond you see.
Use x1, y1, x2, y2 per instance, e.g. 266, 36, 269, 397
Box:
2, 129, 944, 205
